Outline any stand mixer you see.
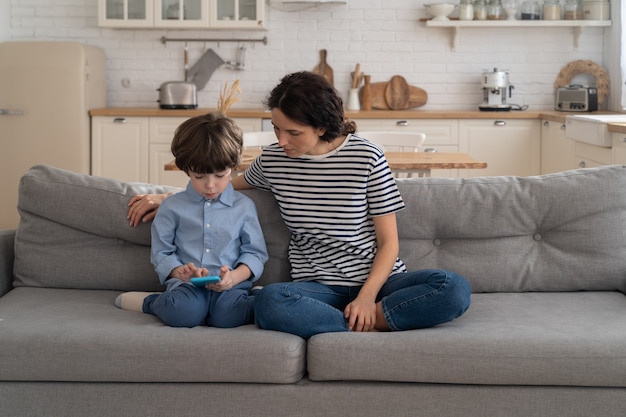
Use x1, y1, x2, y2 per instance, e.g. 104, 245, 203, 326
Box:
479, 68, 514, 111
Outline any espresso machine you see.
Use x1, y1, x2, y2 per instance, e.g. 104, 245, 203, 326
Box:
479, 68, 514, 111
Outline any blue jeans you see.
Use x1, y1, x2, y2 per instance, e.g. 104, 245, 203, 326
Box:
253, 269, 471, 339
143, 281, 254, 328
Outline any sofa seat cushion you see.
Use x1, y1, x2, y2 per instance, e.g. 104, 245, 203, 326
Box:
308, 292, 626, 387
0, 287, 306, 384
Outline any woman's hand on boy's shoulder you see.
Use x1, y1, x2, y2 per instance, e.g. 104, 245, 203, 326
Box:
127, 193, 171, 226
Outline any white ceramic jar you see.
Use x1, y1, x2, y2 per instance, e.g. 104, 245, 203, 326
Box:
459, 0, 475, 20
582, 0, 609, 20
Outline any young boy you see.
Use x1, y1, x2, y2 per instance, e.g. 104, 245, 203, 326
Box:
116, 112, 268, 328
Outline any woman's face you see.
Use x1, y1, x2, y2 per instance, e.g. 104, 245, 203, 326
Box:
271, 108, 328, 157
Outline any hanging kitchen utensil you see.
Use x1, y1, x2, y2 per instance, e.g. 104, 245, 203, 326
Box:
184, 45, 189, 81
187, 48, 225, 90
312, 49, 334, 86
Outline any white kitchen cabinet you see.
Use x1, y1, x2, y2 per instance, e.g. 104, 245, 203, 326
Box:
210, 0, 265, 29
150, 143, 189, 188
91, 116, 149, 183
540, 119, 576, 174
612, 133, 626, 165
149, 117, 190, 187
575, 141, 612, 169
98, 0, 264, 29
458, 119, 540, 177
98, 0, 154, 27
154, 0, 209, 28
352, 118, 460, 177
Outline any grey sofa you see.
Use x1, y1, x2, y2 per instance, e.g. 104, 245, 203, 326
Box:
2, 164, 626, 417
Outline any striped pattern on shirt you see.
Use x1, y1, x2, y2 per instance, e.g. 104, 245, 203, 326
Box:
244, 134, 407, 286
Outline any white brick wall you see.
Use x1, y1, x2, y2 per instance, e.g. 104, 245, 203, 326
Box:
5, 0, 613, 111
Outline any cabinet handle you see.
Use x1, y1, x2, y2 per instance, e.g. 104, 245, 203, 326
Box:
494, 120, 506, 126
579, 161, 586, 168
623, 137, 626, 143
543, 121, 549, 127
396, 120, 409, 127
113, 117, 127, 124
560, 124, 566, 130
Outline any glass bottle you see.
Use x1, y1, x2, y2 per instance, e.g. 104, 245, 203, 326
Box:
474, 0, 488, 20
487, 0, 504, 20
502, 0, 518, 19
564, 0, 582, 20
543, 0, 561, 20
520, 0, 541, 19
459, 0, 474, 20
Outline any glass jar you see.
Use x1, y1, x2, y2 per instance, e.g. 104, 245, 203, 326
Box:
487, 0, 504, 20
520, 0, 541, 19
474, 0, 488, 20
543, 0, 562, 20
459, 0, 475, 20
564, 0, 582, 19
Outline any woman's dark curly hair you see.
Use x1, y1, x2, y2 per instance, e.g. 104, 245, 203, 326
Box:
264, 71, 356, 142
171, 112, 243, 174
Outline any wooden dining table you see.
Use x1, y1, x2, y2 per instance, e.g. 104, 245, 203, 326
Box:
164, 149, 487, 177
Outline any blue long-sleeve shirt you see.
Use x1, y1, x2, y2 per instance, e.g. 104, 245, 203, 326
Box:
151, 182, 268, 290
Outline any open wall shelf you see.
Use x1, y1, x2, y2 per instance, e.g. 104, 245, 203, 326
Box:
424, 20, 612, 50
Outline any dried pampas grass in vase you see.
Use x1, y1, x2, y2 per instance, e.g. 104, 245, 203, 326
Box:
218, 80, 241, 115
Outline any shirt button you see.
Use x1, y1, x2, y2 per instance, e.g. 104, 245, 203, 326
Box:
206, 223, 210, 228
205, 249, 210, 253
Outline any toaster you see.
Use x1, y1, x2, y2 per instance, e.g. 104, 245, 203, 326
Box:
555, 85, 598, 112
157, 81, 198, 109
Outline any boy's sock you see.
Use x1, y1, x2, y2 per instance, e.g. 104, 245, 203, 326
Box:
115, 292, 160, 312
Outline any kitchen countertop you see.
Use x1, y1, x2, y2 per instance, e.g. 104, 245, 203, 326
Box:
90, 108, 625, 128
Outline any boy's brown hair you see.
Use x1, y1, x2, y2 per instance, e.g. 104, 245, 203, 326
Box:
171, 112, 243, 174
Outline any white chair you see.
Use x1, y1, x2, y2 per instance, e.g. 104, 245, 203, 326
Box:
242, 131, 277, 149
357, 131, 427, 177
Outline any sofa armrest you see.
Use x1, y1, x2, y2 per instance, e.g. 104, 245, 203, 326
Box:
0, 229, 15, 297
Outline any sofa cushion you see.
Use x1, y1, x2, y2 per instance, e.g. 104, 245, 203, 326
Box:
395, 165, 626, 293
308, 291, 626, 387
0, 287, 306, 383
13, 165, 290, 291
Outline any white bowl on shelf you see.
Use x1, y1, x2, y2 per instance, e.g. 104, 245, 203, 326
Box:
424, 3, 457, 21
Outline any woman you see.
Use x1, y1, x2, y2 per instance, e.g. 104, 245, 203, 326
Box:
128, 71, 471, 339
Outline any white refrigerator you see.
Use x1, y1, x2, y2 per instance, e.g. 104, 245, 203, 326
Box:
0, 41, 106, 229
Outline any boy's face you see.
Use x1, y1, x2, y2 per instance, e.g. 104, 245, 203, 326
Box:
188, 169, 232, 200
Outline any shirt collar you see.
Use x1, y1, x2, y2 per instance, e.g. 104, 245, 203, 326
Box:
184, 181, 235, 207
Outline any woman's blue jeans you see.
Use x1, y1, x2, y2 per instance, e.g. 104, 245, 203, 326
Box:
143, 281, 254, 328
253, 269, 471, 339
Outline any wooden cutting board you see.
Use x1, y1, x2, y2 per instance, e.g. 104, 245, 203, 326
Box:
362, 80, 428, 110
384, 75, 410, 110
312, 49, 334, 86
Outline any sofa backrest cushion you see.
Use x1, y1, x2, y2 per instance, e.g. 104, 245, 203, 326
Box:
13, 165, 290, 291
395, 165, 626, 293
13, 164, 626, 293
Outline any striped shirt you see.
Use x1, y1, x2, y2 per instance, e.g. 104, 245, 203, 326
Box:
244, 133, 407, 286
